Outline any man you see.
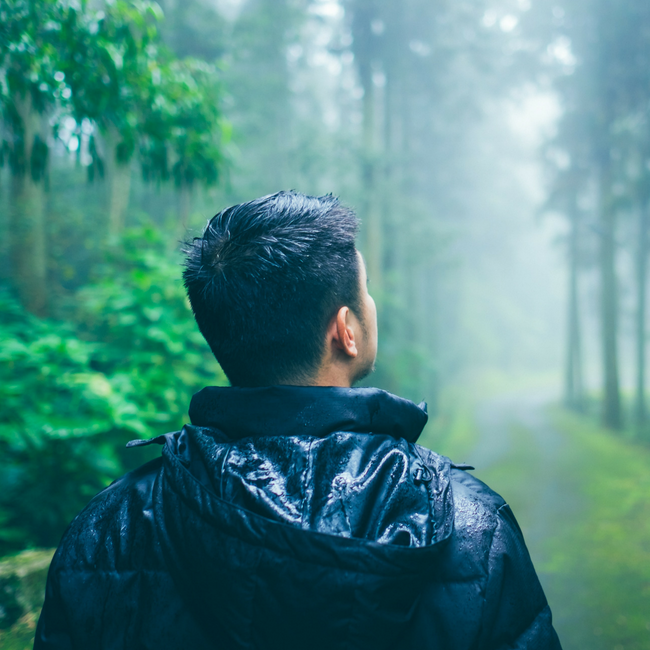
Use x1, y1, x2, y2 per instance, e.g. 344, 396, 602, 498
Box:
36, 191, 561, 649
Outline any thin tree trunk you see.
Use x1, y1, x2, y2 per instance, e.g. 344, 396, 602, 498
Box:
598, 162, 622, 429
635, 201, 649, 434
565, 199, 584, 411
0, 154, 9, 283
178, 183, 192, 232
352, 1, 382, 291
10, 172, 46, 315
103, 126, 131, 238
361, 74, 382, 291
421, 263, 439, 415
108, 164, 131, 237
9, 93, 47, 316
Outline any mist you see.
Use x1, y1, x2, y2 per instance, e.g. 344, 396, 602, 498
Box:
1, 0, 649, 647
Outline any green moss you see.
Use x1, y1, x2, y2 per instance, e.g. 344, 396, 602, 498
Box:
0, 612, 40, 650
544, 408, 650, 649
472, 406, 650, 650
0, 549, 54, 647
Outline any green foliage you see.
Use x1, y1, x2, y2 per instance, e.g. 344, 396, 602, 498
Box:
0, 289, 124, 551
419, 383, 478, 462
0, 227, 226, 554
0, 0, 69, 176
74, 226, 226, 429
60, 0, 164, 164
56, 0, 229, 185
0, 0, 68, 111
1, 0, 228, 197
0, 573, 23, 629
141, 56, 230, 187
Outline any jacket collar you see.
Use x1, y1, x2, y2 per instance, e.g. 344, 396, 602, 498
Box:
189, 386, 428, 443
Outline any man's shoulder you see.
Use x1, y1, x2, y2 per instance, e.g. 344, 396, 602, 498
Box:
417, 444, 508, 534
439, 462, 514, 575
51, 457, 163, 573
413, 445, 513, 562
449, 465, 508, 521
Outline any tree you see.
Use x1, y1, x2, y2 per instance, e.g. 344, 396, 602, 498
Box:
222, 0, 300, 198
348, 0, 383, 291
60, 0, 163, 237
635, 186, 649, 433
343, 0, 520, 403
61, 1, 228, 236
536, 0, 650, 429
548, 168, 587, 413
140, 57, 229, 230
0, 0, 68, 315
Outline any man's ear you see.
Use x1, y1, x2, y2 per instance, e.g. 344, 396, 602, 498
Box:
330, 306, 358, 358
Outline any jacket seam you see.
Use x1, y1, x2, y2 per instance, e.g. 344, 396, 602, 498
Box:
505, 603, 553, 647
46, 563, 76, 649
301, 437, 315, 528
474, 504, 502, 649
246, 550, 263, 650
220, 442, 232, 499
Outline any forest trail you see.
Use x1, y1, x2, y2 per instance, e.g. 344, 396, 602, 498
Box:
470, 391, 581, 554
467, 390, 603, 650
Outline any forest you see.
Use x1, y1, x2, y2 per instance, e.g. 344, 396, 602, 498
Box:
1, 0, 650, 648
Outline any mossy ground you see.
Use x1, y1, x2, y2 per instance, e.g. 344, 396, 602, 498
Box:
540, 408, 650, 650
425, 380, 650, 650
0, 550, 54, 649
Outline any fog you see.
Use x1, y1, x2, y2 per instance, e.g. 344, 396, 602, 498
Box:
1, 0, 649, 646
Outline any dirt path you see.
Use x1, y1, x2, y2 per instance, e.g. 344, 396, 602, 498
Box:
467, 391, 595, 650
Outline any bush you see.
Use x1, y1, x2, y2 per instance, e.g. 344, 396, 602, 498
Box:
0, 227, 226, 553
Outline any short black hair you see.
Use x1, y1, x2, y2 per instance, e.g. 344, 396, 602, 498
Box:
183, 191, 361, 386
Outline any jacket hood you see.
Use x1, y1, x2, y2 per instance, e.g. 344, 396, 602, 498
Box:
188, 385, 429, 442
153, 386, 454, 649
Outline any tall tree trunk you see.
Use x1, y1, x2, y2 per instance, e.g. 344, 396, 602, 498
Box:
10, 172, 46, 315
0, 156, 9, 283
565, 199, 584, 411
598, 161, 622, 429
178, 183, 192, 232
352, 0, 382, 291
361, 73, 382, 291
635, 200, 649, 434
9, 93, 47, 316
103, 126, 131, 238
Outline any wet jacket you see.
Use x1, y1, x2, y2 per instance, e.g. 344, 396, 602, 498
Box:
35, 386, 562, 649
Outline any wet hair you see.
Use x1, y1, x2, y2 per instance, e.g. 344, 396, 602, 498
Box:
183, 191, 361, 386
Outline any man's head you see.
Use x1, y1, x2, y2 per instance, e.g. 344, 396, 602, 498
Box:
183, 191, 377, 387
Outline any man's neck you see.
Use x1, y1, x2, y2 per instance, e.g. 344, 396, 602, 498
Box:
283, 364, 353, 388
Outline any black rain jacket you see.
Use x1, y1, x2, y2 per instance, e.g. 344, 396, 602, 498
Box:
35, 386, 562, 650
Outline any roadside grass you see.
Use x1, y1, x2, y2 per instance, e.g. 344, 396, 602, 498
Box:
473, 404, 650, 650
545, 407, 650, 650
